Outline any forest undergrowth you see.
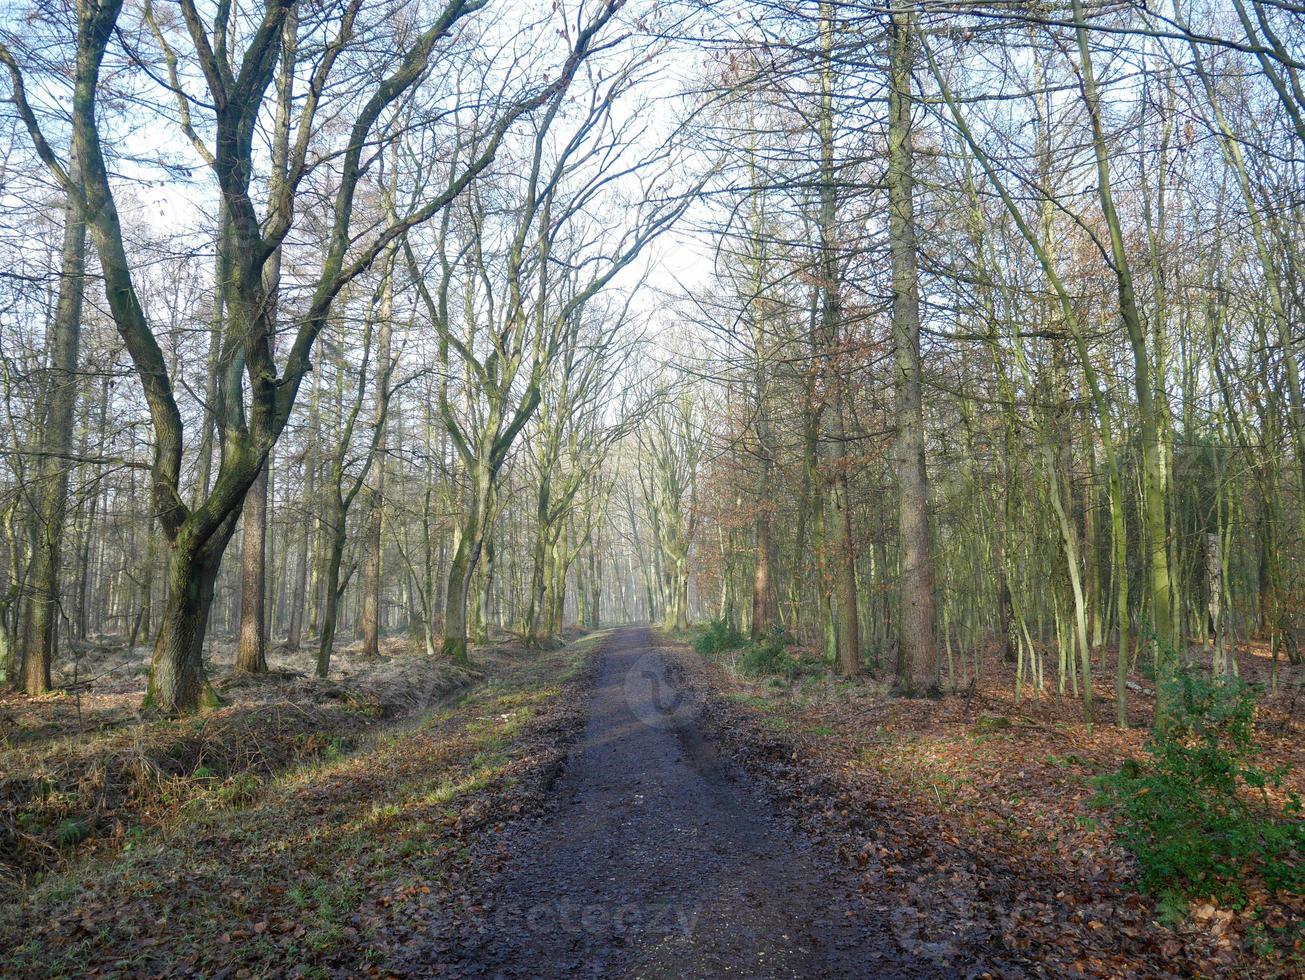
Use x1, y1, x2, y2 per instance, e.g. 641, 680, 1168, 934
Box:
676, 627, 1305, 976
0, 630, 605, 977
0, 631, 593, 904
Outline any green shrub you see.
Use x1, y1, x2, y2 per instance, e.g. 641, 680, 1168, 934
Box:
1097, 671, 1304, 907
54, 818, 91, 848
738, 631, 805, 680
694, 617, 745, 655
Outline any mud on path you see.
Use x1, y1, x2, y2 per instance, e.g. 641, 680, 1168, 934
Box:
431, 626, 928, 978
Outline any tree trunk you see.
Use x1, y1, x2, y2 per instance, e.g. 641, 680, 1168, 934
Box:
235, 458, 269, 672
286, 508, 310, 651
997, 424, 1017, 664
1, 502, 20, 684
588, 545, 601, 628
360, 266, 393, 659
557, 521, 574, 634
828, 400, 860, 677
193, 210, 229, 507
887, 2, 938, 695
751, 505, 774, 641
818, 0, 859, 678
20, 161, 87, 695
359, 478, 384, 657
526, 478, 552, 646
1046, 447, 1094, 721
441, 488, 483, 665
442, 538, 476, 666
316, 515, 348, 679
288, 369, 321, 651
144, 524, 233, 714
666, 556, 691, 631
473, 535, 495, 645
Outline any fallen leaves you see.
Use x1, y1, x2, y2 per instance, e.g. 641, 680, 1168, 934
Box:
674, 636, 1304, 978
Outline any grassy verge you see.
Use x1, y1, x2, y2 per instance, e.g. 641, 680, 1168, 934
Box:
0, 632, 606, 978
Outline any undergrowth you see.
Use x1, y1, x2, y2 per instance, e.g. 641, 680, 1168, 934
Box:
0, 699, 382, 888
738, 630, 810, 681
1096, 671, 1304, 912
694, 620, 815, 682
694, 617, 744, 655
0, 635, 602, 977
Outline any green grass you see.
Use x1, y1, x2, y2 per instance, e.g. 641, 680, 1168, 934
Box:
727, 692, 776, 713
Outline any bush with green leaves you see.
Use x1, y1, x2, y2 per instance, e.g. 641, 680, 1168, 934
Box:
1097, 671, 1304, 907
694, 617, 745, 655
738, 631, 806, 681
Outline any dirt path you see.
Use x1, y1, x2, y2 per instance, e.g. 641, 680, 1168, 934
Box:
436, 627, 927, 978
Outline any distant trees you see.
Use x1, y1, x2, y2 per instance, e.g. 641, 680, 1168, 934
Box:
405, 25, 684, 662
637, 383, 702, 631
523, 310, 638, 647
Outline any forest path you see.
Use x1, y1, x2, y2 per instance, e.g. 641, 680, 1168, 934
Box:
439, 626, 926, 978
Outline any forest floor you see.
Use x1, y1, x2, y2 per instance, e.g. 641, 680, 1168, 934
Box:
0, 633, 506, 889
0, 629, 606, 977
676, 631, 1304, 977
2, 626, 1300, 977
